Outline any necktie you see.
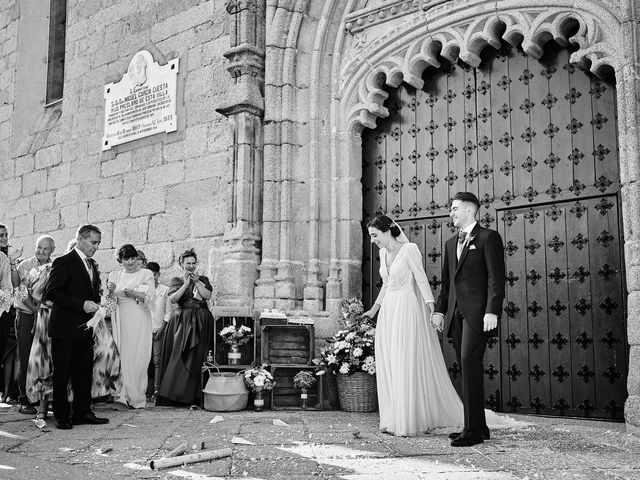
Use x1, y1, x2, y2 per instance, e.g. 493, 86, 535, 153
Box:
458, 230, 467, 245
85, 258, 94, 281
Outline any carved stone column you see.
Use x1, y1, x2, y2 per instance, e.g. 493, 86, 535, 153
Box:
214, 0, 266, 307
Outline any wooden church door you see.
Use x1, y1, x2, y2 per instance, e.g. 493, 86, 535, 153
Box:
361, 42, 627, 420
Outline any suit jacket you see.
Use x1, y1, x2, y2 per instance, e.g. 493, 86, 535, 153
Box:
434, 223, 506, 336
45, 250, 101, 341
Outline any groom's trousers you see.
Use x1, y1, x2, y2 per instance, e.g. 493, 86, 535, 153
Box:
449, 309, 488, 433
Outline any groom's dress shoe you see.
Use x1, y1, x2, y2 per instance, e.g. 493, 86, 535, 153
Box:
56, 419, 73, 430
448, 427, 490, 440
72, 412, 109, 425
451, 433, 484, 447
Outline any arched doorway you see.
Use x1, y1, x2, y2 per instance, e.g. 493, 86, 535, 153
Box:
362, 41, 627, 420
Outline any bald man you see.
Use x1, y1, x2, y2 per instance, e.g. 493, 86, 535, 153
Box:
12, 235, 56, 414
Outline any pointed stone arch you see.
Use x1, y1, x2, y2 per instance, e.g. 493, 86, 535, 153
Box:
343, 5, 622, 133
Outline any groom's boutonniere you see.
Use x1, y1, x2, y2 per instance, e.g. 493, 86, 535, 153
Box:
466, 235, 477, 250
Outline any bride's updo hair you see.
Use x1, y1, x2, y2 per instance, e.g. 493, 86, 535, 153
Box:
367, 215, 402, 238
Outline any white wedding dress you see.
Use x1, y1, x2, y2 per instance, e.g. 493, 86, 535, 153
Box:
375, 242, 521, 436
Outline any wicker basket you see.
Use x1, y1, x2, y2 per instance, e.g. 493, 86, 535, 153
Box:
336, 372, 378, 412
202, 364, 249, 412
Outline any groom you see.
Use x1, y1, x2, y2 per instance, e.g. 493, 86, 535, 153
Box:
46, 225, 109, 429
432, 192, 505, 447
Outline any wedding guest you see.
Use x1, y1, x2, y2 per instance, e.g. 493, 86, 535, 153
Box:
0, 225, 21, 404
158, 249, 214, 406
46, 225, 109, 429
136, 250, 147, 268
12, 236, 55, 415
145, 262, 171, 401
107, 244, 155, 409
26, 238, 74, 419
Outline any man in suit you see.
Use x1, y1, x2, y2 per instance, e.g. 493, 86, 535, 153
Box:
46, 225, 109, 429
432, 192, 505, 447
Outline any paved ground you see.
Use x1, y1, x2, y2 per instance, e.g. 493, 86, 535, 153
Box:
0, 402, 639, 479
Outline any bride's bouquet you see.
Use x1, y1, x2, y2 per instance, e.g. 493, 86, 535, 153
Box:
315, 298, 376, 376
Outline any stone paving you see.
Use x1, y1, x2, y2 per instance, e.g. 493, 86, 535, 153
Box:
0, 402, 639, 479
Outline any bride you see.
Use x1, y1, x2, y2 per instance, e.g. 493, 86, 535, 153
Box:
363, 214, 517, 438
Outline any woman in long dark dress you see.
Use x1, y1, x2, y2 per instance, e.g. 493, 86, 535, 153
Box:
157, 249, 213, 406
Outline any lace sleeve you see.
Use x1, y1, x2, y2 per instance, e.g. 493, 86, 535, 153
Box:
374, 249, 387, 306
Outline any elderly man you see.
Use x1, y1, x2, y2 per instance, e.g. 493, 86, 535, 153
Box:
11, 235, 55, 414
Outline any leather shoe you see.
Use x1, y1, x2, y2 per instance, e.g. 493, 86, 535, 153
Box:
56, 420, 73, 430
72, 412, 109, 425
451, 433, 484, 447
18, 404, 37, 415
448, 427, 490, 440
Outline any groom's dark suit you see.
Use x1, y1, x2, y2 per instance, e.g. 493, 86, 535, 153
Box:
45, 249, 101, 423
435, 223, 505, 437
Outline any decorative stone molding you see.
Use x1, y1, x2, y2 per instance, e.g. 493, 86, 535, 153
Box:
214, 0, 266, 308
345, 0, 422, 33
341, 2, 623, 133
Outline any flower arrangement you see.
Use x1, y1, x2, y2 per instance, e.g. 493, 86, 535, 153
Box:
243, 364, 275, 393
315, 298, 376, 376
293, 371, 317, 392
219, 324, 254, 346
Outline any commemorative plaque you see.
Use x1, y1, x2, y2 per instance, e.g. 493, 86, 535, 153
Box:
102, 50, 179, 150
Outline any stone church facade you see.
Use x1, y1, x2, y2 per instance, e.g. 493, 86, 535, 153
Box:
1, 0, 639, 428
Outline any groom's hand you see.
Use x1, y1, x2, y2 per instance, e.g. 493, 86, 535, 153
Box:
483, 313, 498, 332
83, 300, 99, 313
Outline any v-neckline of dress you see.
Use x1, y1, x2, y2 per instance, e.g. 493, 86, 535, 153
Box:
385, 242, 406, 276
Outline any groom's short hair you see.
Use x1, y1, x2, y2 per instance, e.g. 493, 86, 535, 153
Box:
77, 224, 101, 240
452, 192, 480, 211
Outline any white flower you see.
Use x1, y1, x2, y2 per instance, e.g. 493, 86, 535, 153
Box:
326, 354, 337, 364
345, 332, 356, 341
339, 363, 350, 374
254, 375, 265, 387
363, 356, 374, 365
352, 347, 363, 357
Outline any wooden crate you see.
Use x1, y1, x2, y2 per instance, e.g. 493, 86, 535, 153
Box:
269, 365, 322, 410
260, 325, 314, 366
213, 315, 257, 366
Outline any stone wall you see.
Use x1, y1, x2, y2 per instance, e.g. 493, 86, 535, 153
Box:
1, 0, 232, 289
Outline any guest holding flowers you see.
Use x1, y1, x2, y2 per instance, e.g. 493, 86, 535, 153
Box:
107, 244, 155, 409
158, 248, 214, 406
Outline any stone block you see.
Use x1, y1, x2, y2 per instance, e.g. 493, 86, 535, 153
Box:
122, 173, 146, 195
60, 203, 88, 230
92, 249, 119, 275
70, 158, 101, 183
12, 214, 33, 237
34, 209, 60, 232
207, 119, 231, 154
22, 169, 48, 196
163, 124, 208, 162
628, 291, 640, 345
15, 155, 34, 175
0, 177, 21, 201
101, 152, 133, 177
93, 221, 114, 250
185, 153, 224, 182
144, 162, 185, 189
112, 216, 149, 247
34, 144, 62, 170
165, 177, 220, 211
80, 176, 124, 201
30, 191, 56, 212
150, 1, 214, 42
190, 204, 226, 238
87, 196, 130, 223
130, 188, 166, 216
55, 184, 80, 207
47, 163, 71, 190
147, 210, 190, 243
2, 198, 29, 219
140, 242, 175, 268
